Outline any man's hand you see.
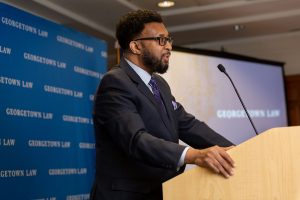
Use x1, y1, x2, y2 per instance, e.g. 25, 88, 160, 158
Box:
185, 145, 235, 178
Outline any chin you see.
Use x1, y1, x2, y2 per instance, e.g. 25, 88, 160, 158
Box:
157, 65, 169, 74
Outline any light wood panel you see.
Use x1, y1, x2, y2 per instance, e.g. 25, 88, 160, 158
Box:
163, 126, 300, 200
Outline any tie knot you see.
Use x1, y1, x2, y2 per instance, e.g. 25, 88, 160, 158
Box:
149, 76, 161, 98
148, 76, 167, 113
149, 76, 157, 85
149, 76, 158, 89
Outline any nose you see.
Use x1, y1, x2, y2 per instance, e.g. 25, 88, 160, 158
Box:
165, 41, 172, 51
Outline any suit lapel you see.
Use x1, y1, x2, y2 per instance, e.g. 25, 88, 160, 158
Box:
155, 75, 177, 140
120, 59, 176, 140
120, 59, 158, 107
137, 82, 175, 140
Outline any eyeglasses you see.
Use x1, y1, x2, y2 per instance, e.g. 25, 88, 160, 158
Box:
134, 36, 173, 46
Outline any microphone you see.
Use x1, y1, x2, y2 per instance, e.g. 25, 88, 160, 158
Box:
217, 64, 258, 136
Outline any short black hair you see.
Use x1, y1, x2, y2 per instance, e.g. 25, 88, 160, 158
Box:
116, 9, 163, 51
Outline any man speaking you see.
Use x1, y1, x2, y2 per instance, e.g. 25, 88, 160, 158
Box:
90, 9, 234, 200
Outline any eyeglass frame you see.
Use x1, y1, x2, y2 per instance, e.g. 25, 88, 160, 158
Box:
133, 36, 173, 46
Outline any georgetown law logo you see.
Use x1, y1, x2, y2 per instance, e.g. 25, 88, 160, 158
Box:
0, 169, 38, 178
0, 76, 33, 89
0, 45, 11, 55
1, 17, 48, 37
0, 138, 15, 147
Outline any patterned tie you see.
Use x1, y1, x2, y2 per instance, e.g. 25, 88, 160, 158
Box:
149, 76, 166, 112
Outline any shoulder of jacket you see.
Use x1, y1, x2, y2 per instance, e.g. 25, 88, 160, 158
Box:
102, 65, 132, 85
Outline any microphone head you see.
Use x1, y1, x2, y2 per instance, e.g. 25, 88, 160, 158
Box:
217, 64, 226, 73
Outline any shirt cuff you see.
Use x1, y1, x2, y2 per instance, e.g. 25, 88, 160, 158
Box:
177, 146, 190, 169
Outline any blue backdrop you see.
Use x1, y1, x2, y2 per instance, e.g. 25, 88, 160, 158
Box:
0, 3, 107, 200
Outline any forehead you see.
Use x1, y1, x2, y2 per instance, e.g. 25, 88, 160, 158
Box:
141, 22, 169, 36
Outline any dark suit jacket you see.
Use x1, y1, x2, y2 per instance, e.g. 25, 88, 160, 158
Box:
91, 58, 232, 200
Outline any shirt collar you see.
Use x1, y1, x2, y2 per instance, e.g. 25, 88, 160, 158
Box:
125, 58, 152, 86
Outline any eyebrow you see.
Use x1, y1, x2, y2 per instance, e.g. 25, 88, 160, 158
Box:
158, 34, 170, 37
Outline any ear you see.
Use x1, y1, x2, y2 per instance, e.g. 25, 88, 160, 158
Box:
129, 41, 141, 55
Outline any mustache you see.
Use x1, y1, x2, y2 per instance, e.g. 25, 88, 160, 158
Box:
163, 51, 171, 57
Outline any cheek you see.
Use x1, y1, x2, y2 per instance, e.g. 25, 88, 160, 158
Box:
149, 44, 163, 54
145, 44, 164, 59
150, 49, 162, 59
156, 49, 165, 59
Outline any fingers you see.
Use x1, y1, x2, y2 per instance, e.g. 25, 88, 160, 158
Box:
214, 150, 234, 178
195, 146, 235, 178
219, 148, 235, 167
206, 160, 221, 174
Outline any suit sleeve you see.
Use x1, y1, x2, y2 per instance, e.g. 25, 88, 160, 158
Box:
156, 75, 233, 148
93, 72, 186, 170
175, 100, 234, 148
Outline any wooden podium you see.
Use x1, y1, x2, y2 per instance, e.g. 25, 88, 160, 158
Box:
163, 126, 300, 200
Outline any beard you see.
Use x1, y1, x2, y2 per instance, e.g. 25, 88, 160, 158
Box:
141, 48, 169, 74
